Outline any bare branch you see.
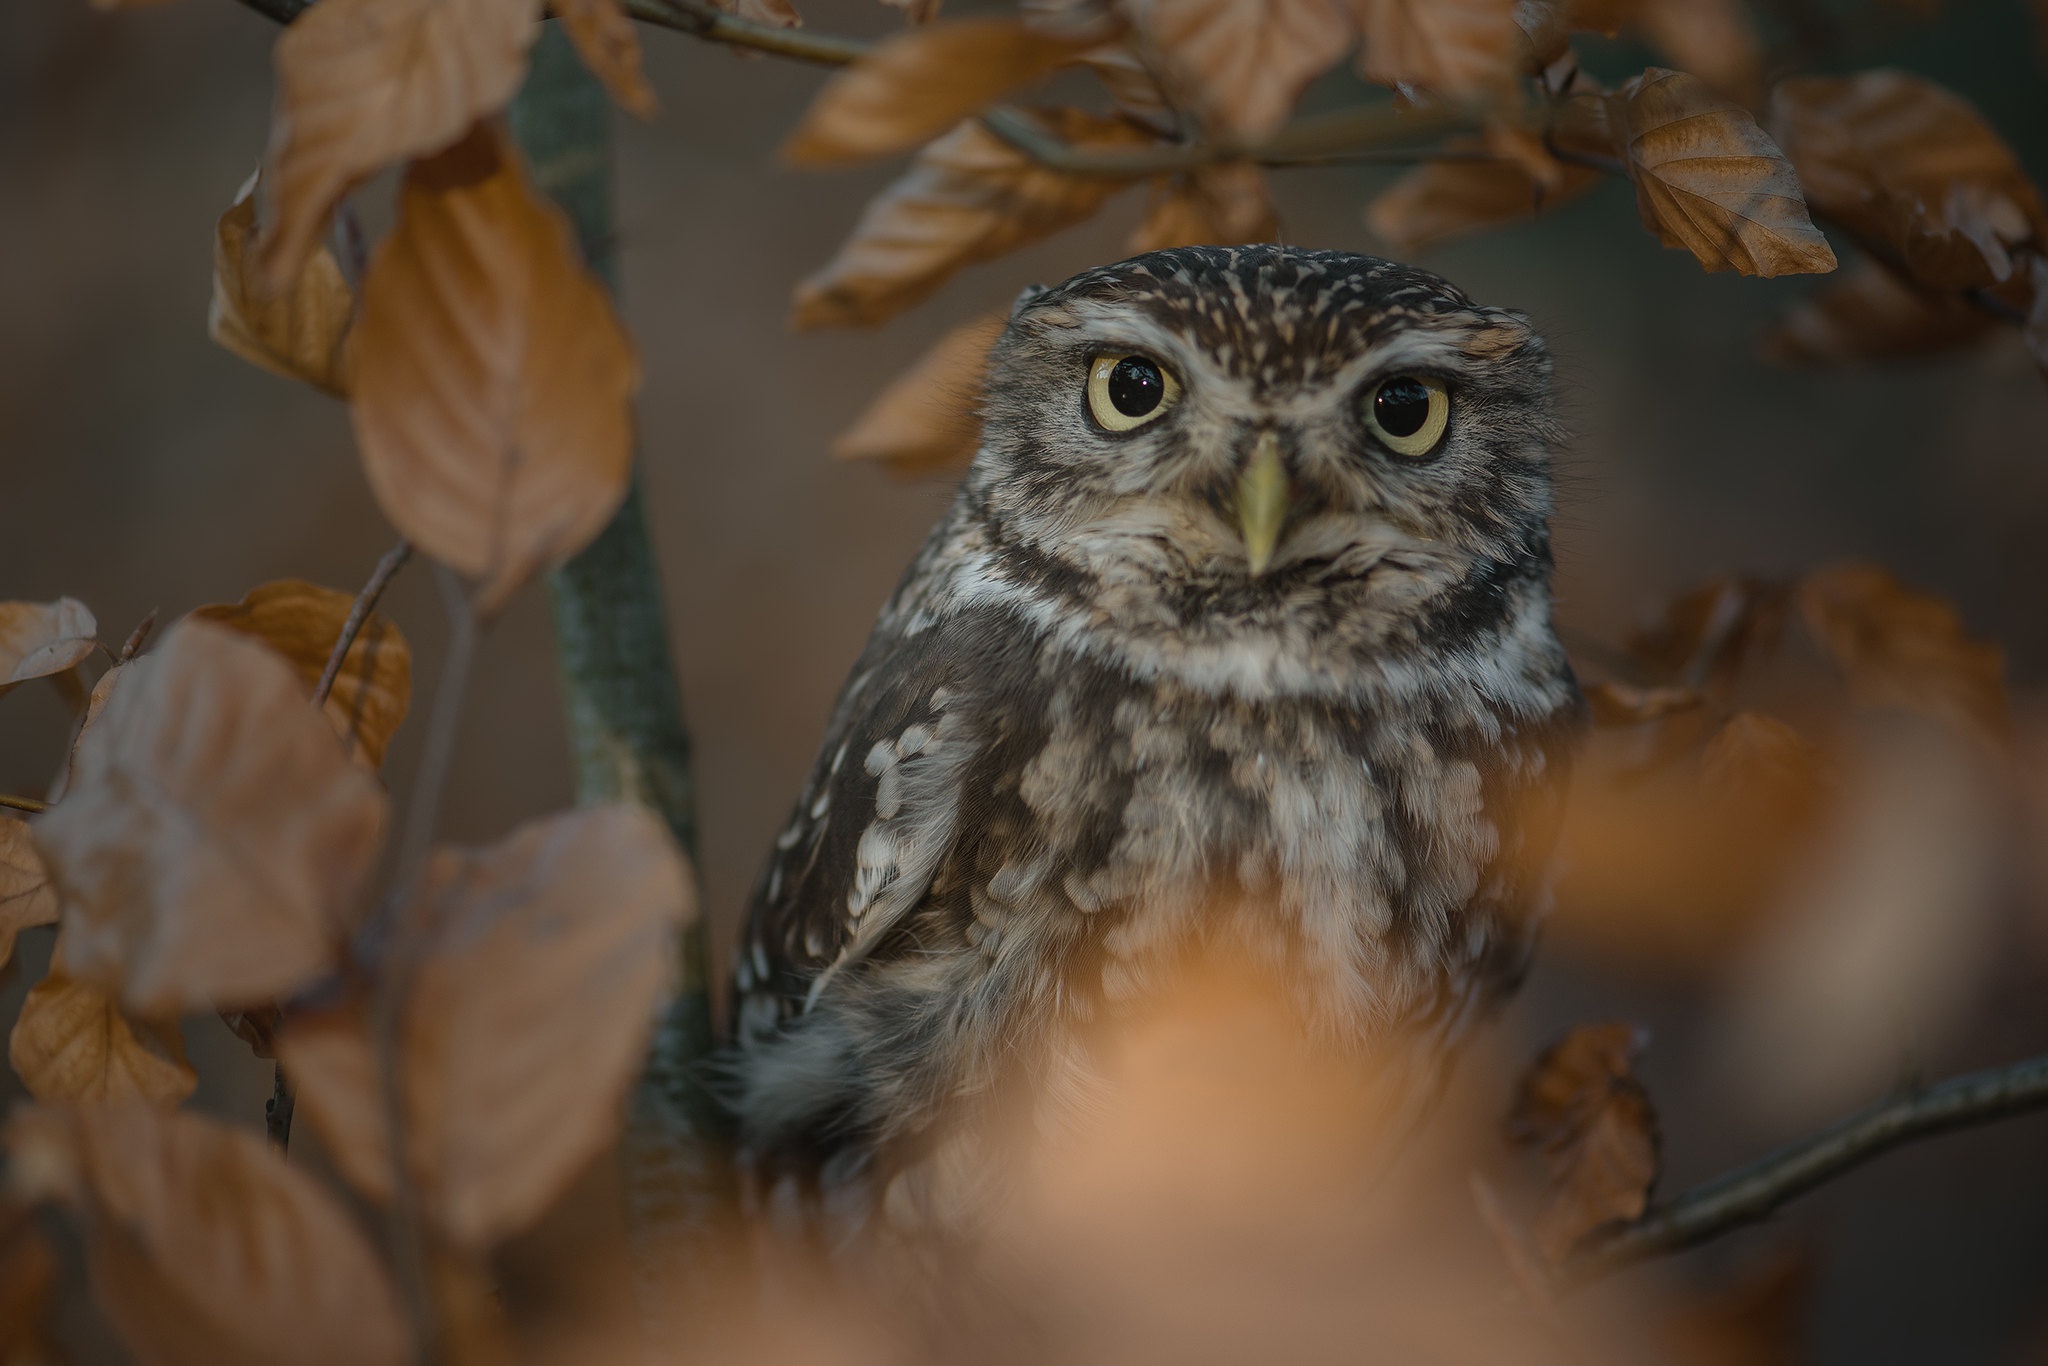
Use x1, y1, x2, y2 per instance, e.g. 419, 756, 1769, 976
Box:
312, 539, 413, 708
1575, 1052, 2048, 1277
0, 794, 47, 815
978, 101, 1485, 177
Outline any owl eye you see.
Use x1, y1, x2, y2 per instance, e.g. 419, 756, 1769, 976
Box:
1087, 354, 1181, 432
1364, 375, 1451, 458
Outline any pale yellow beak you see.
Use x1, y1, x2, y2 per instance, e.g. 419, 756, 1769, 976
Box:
1234, 431, 1289, 577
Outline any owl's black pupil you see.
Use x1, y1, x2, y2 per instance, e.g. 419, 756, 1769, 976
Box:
1107, 357, 1165, 417
1374, 377, 1431, 437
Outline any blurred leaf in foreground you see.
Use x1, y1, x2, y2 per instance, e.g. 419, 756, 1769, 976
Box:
834, 311, 1007, 476
1504, 1022, 1661, 1265
8, 971, 197, 1106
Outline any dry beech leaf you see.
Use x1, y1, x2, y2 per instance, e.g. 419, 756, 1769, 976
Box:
280, 804, 692, 1248
6, 1103, 412, 1366
1633, 0, 1760, 103
1607, 68, 1836, 277
36, 620, 387, 1016
0, 821, 58, 973
8, 973, 196, 1106
1128, 161, 1279, 252
556, 0, 656, 118
1504, 1022, 1660, 1265
1763, 260, 1996, 366
210, 171, 354, 398
0, 598, 97, 697
351, 124, 637, 617
834, 312, 1007, 475
191, 580, 412, 770
1582, 680, 1702, 726
1129, 0, 1351, 141
1353, 0, 1520, 97
1366, 142, 1600, 253
794, 109, 1152, 330
259, 0, 542, 287
1799, 561, 2009, 741
1626, 574, 1788, 699
1772, 71, 2047, 294
783, 18, 1088, 166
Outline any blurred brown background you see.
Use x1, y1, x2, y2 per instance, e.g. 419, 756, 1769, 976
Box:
5, 0, 2048, 1360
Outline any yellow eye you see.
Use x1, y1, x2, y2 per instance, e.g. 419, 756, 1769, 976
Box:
1087, 354, 1181, 432
1364, 375, 1450, 457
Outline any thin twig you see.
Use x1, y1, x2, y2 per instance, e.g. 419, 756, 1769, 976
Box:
264, 1063, 298, 1153
0, 794, 47, 814
313, 539, 413, 707
1574, 1052, 2048, 1278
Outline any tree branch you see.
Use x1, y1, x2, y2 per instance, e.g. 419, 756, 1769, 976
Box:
1575, 1052, 2048, 1277
312, 539, 413, 708
978, 100, 1484, 176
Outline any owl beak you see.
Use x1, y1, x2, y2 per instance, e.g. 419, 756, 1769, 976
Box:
1235, 431, 1290, 577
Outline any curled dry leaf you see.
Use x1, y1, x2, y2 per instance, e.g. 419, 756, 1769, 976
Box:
6, 1103, 412, 1366
1625, 574, 1789, 699
794, 110, 1153, 330
351, 124, 638, 618
259, 0, 542, 288
35, 620, 387, 1016
783, 18, 1088, 166
1632, 0, 1760, 104
1607, 69, 1836, 277
1353, 0, 1520, 97
210, 171, 354, 398
8, 972, 196, 1106
280, 804, 692, 1248
1763, 261, 1996, 366
1503, 1022, 1660, 1265
1798, 561, 2009, 741
0, 598, 97, 697
556, 0, 656, 118
1128, 0, 1350, 141
1128, 161, 1279, 252
834, 312, 1007, 475
1772, 71, 2047, 293
1366, 142, 1600, 254
191, 579, 412, 770
0, 820, 58, 972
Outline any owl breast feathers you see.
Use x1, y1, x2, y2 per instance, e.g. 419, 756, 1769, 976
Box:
727, 244, 1582, 1228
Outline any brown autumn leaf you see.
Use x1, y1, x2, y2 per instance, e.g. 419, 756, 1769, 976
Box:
0, 1202, 56, 1366
1772, 71, 2047, 293
783, 18, 1089, 166
1582, 680, 1703, 726
1129, 0, 1351, 141
1660, 1245, 1813, 1366
1607, 68, 1836, 277
1626, 574, 1789, 699
1128, 161, 1280, 251
1503, 1022, 1660, 1265
0, 598, 96, 698
1366, 141, 1601, 253
794, 109, 1153, 330
280, 804, 692, 1248
6, 1103, 412, 1366
191, 579, 412, 770
351, 124, 638, 617
210, 171, 355, 398
1799, 561, 2009, 741
8, 972, 196, 1106
1763, 260, 1997, 366
35, 620, 387, 1016
0, 821, 57, 973
1353, 0, 1520, 97
714, 0, 801, 28
834, 312, 1007, 475
556, 0, 656, 118
259, 0, 541, 288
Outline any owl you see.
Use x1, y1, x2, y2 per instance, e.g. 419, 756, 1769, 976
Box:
727, 245, 1582, 1237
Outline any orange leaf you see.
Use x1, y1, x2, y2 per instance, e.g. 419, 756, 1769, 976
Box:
783, 18, 1088, 166
1763, 260, 1996, 366
210, 171, 354, 398
793, 109, 1152, 330
350, 124, 638, 618
280, 804, 692, 1248
1582, 680, 1703, 726
8, 972, 196, 1106
1130, 0, 1352, 141
35, 620, 387, 1016
556, 0, 656, 117
0, 820, 57, 973
1607, 68, 1835, 277
1503, 1022, 1660, 1265
1353, 0, 1519, 97
1799, 561, 2009, 741
1366, 141, 1600, 253
1128, 161, 1280, 252
0, 598, 96, 697
833, 312, 1007, 475
259, 0, 542, 288
6, 1103, 412, 1366
191, 579, 412, 771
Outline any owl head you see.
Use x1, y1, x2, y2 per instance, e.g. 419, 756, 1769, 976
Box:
967, 246, 1563, 693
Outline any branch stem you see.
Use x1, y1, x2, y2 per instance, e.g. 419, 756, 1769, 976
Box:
0, 794, 47, 815
313, 539, 413, 707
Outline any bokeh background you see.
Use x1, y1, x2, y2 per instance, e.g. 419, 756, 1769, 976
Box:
5, 0, 2048, 1360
